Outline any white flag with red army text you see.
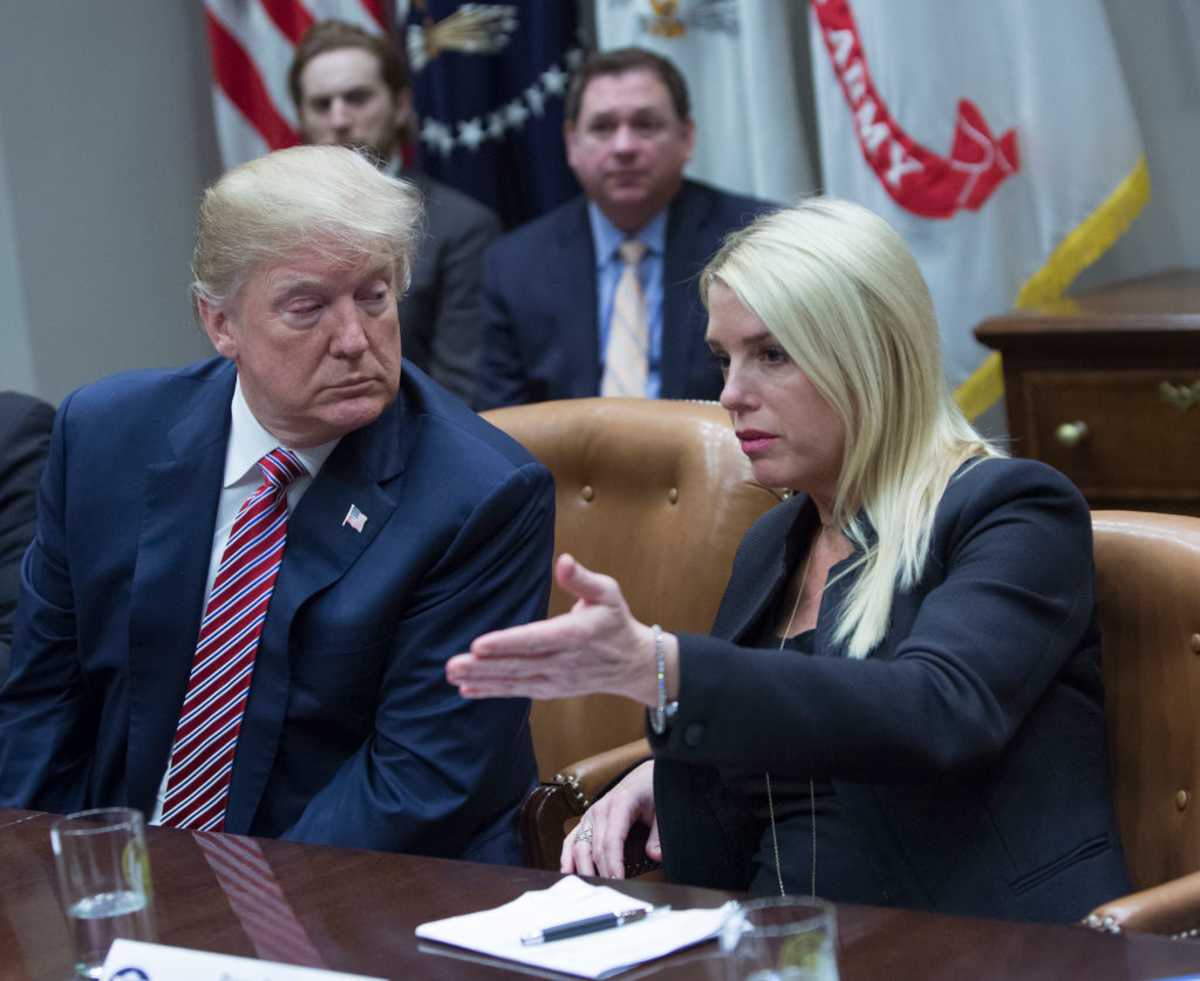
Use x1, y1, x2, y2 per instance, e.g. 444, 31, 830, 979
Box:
809, 0, 1148, 418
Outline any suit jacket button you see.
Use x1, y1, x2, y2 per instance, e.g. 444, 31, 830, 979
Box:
684, 723, 704, 747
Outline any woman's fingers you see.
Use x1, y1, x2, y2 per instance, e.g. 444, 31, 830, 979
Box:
568, 821, 597, 877
468, 611, 587, 658
559, 762, 657, 879
645, 816, 663, 862
561, 825, 579, 873
446, 648, 601, 699
561, 804, 624, 879
554, 553, 622, 608
451, 677, 573, 701
593, 794, 640, 879
464, 556, 614, 659
447, 555, 653, 703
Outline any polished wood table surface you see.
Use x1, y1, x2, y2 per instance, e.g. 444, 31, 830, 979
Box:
4, 808, 1200, 980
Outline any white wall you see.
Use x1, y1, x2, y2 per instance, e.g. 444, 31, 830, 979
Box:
0, 118, 35, 393
0, 1, 221, 405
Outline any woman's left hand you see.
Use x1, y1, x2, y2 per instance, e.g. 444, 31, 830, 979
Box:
445, 553, 667, 705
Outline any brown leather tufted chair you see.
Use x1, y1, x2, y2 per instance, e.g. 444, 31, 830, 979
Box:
482, 398, 781, 871
1084, 511, 1200, 935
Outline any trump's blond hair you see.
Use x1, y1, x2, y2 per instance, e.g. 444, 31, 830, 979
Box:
191, 145, 422, 313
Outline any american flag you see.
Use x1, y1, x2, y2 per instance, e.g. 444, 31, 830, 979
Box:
203, 0, 392, 169
342, 504, 368, 532
407, 1, 580, 227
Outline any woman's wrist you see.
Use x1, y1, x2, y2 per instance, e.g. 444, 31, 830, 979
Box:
642, 626, 681, 735
632, 625, 679, 707
664, 632, 680, 701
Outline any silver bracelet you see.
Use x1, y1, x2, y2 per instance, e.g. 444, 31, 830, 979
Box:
650, 624, 666, 735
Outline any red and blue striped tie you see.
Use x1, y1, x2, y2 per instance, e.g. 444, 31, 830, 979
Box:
161, 447, 307, 831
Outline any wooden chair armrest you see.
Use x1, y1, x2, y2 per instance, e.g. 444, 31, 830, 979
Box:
554, 738, 652, 811
1084, 870, 1200, 937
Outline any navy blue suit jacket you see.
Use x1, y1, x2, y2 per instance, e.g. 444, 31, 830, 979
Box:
0, 358, 552, 862
474, 179, 773, 408
651, 457, 1130, 921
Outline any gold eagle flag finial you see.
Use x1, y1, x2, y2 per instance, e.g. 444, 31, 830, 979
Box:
416, 4, 518, 67
647, 0, 686, 38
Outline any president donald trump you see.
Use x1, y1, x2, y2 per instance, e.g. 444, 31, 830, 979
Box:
0, 146, 552, 862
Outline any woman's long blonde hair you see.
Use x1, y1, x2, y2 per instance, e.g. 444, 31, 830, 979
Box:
702, 199, 1002, 659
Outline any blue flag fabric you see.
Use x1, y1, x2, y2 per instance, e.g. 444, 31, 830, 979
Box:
406, 2, 582, 228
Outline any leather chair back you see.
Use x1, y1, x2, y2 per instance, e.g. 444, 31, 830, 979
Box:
483, 398, 782, 781
1093, 510, 1200, 891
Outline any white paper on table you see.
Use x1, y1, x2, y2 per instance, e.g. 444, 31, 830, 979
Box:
415, 875, 731, 979
100, 938, 384, 980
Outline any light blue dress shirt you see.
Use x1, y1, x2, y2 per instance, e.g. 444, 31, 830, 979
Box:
588, 204, 668, 398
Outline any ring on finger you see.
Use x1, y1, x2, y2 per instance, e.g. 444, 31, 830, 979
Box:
576, 823, 593, 845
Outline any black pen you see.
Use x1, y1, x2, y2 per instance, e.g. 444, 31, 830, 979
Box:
520, 906, 668, 945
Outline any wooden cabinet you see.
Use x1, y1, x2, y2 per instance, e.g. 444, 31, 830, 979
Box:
975, 270, 1200, 514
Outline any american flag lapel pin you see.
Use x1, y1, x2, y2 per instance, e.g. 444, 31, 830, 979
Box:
342, 504, 367, 533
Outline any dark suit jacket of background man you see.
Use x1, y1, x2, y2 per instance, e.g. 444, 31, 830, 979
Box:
474, 179, 773, 409
402, 171, 501, 403
0, 358, 552, 861
0, 392, 54, 678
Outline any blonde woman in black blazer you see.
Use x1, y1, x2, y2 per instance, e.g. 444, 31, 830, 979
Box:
448, 199, 1130, 922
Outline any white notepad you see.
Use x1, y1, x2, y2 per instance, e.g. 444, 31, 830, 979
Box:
415, 876, 731, 979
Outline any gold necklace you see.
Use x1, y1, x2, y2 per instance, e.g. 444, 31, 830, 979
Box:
765, 534, 819, 899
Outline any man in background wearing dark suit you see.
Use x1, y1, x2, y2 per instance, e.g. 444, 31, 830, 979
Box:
290, 20, 500, 403
0, 146, 552, 862
475, 47, 774, 409
0, 392, 53, 678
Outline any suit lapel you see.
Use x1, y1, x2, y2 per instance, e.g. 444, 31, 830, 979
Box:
661, 182, 710, 398
556, 201, 602, 392
222, 395, 412, 833
713, 495, 812, 644
126, 367, 234, 813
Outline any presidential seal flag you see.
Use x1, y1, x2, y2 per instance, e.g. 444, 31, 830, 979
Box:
204, 0, 390, 169
809, 0, 1149, 419
408, 1, 582, 227
596, 0, 814, 204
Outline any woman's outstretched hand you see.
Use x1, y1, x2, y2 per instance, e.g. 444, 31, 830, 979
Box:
446, 553, 671, 706
562, 761, 659, 879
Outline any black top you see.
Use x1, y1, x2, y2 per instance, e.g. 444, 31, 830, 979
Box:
721, 619, 886, 900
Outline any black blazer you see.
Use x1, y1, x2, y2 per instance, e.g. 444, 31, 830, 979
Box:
651, 456, 1130, 922
474, 179, 773, 408
0, 392, 54, 677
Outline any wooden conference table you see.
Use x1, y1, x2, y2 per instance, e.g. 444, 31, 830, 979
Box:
4, 808, 1200, 981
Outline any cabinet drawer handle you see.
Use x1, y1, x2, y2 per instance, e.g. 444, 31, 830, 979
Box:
1055, 421, 1089, 447
1160, 380, 1200, 412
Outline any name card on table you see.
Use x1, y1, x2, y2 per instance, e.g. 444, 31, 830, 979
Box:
101, 939, 384, 981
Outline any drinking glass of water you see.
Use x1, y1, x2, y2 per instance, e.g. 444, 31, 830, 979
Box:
720, 896, 839, 981
50, 807, 156, 979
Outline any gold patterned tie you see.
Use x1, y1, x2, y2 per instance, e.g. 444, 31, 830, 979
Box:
600, 239, 649, 398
